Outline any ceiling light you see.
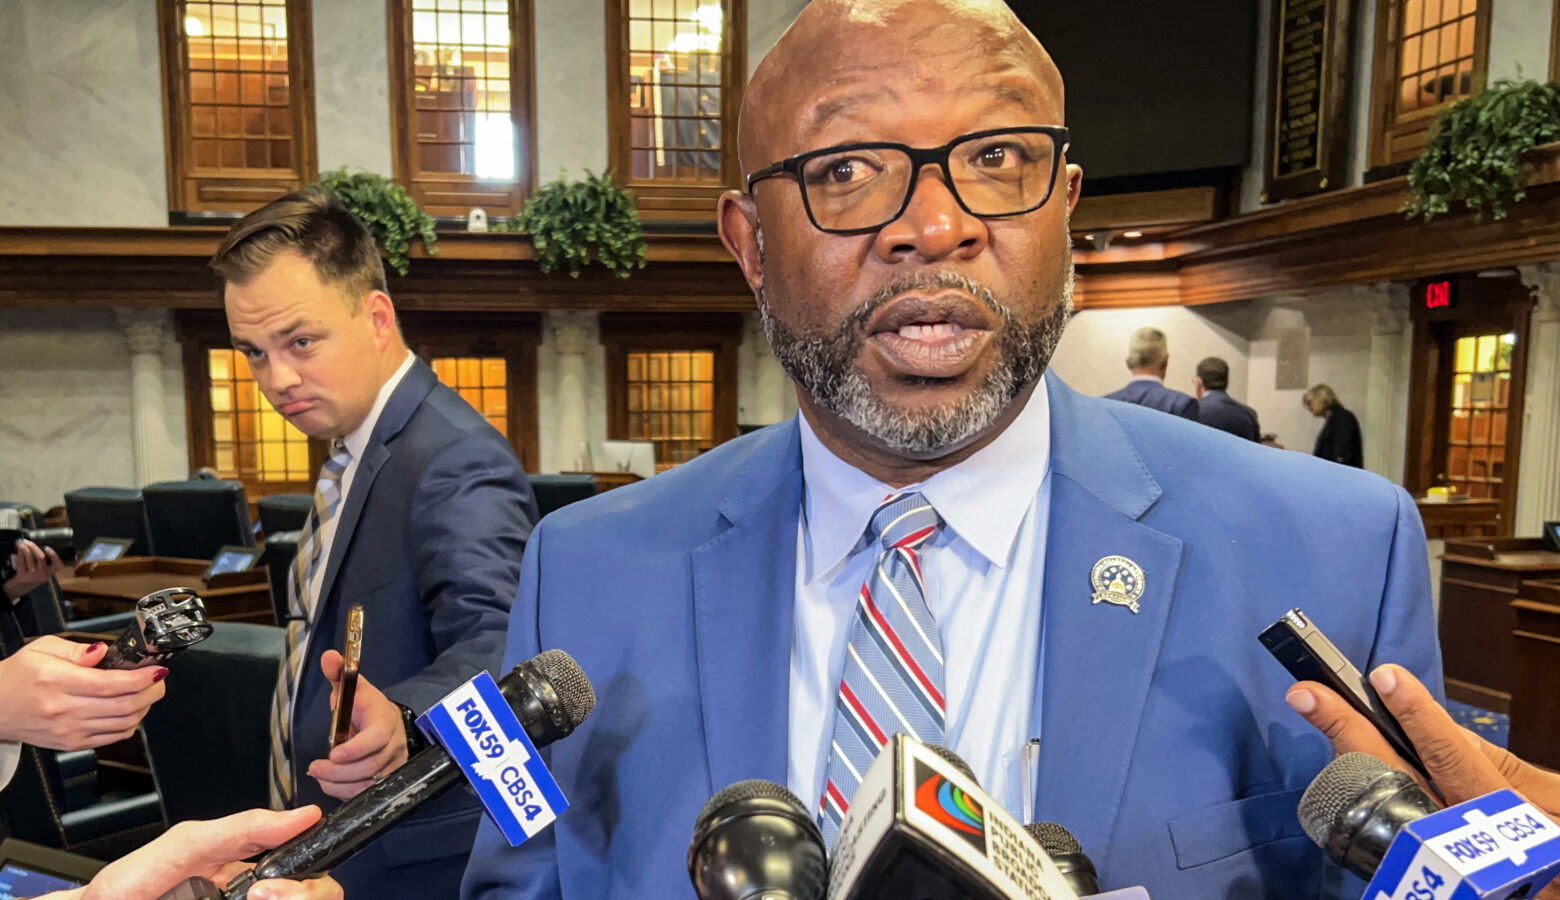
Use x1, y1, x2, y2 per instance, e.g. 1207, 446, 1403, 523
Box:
1122, 230, 1143, 239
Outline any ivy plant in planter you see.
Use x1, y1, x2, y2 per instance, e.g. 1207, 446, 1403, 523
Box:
497, 170, 647, 278
312, 168, 438, 276
1403, 78, 1560, 222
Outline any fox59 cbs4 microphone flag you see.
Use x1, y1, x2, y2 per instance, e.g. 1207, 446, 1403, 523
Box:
829, 733, 1079, 900
416, 670, 568, 847
1366, 789, 1560, 900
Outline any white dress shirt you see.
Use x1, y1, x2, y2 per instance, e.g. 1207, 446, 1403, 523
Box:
789, 375, 1053, 817
306, 350, 415, 606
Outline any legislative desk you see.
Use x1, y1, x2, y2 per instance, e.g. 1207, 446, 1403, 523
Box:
1438, 538, 1560, 713
563, 470, 644, 493
57, 556, 273, 625
1509, 579, 1560, 771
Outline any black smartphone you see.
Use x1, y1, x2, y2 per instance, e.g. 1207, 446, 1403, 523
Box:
1259, 607, 1433, 784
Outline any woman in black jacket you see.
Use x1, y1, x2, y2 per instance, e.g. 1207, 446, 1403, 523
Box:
1304, 383, 1363, 467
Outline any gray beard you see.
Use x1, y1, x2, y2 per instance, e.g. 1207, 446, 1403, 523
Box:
756, 246, 1074, 456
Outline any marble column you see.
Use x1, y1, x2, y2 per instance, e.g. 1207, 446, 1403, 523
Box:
1515, 265, 1560, 536
1363, 284, 1412, 483
551, 312, 594, 471
117, 308, 173, 487
744, 313, 792, 426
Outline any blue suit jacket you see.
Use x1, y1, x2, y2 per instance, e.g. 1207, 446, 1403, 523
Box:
290, 359, 538, 896
461, 375, 1440, 899
1198, 389, 1262, 442
1106, 378, 1201, 420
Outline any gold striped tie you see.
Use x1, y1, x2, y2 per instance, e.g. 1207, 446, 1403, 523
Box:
269, 442, 352, 809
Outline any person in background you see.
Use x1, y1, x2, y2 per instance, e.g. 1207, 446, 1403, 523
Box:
213, 188, 538, 898
1304, 383, 1363, 468
1193, 356, 1260, 441
39, 806, 342, 900
1104, 326, 1199, 419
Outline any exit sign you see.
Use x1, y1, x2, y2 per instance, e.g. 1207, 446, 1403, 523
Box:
1423, 279, 1455, 309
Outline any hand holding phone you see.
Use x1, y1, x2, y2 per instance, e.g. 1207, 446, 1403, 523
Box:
1259, 608, 1433, 785
328, 604, 365, 752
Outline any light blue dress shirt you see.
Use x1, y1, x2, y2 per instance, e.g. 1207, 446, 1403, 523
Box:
788, 377, 1053, 819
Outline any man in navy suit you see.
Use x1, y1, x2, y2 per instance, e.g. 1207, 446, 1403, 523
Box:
1104, 327, 1200, 420
1194, 356, 1262, 442
214, 189, 537, 898
462, 1, 1439, 896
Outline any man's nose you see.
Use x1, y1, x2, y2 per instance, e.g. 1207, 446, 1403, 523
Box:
871, 168, 990, 264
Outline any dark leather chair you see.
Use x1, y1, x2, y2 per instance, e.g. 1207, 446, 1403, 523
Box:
529, 473, 597, 518
139, 622, 284, 825
0, 742, 165, 860
256, 493, 313, 537
260, 530, 301, 627
63, 487, 150, 558
141, 480, 253, 561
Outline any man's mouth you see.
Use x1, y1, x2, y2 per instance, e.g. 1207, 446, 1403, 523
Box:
865, 293, 996, 378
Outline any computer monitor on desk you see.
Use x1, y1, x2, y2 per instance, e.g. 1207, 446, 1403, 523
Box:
587, 440, 657, 480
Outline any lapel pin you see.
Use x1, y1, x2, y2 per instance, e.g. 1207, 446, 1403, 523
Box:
1090, 555, 1145, 614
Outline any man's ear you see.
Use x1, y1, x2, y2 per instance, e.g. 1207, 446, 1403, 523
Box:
364, 291, 397, 349
1064, 164, 1084, 215
717, 190, 764, 295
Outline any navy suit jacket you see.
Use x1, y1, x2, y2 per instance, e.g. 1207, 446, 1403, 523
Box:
1198, 389, 1262, 442
1105, 378, 1200, 420
290, 359, 537, 896
461, 375, 1440, 900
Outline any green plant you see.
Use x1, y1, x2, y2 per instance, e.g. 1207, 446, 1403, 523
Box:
1403, 78, 1560, 222
497, 170, 647, 278
312, 168, 437, 275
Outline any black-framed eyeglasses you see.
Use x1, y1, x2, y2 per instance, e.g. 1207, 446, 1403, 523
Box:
744, 126, 1071, 235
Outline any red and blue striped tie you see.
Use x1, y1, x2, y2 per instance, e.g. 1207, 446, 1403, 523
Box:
819, 491, 945, 845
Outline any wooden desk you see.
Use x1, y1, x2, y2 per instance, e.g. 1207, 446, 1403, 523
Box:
1439, 538, 1560, 712
57, 557, 274, 625
562, 470, 644, 493
1416, 498, 1502, 540
1509, 579, 1560, 771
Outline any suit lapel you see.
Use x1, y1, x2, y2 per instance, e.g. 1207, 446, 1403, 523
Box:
1032, 376, 1183, 855
316, 359, 437, 613
690, 421, 804, 793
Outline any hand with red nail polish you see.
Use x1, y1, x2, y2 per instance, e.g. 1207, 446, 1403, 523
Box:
0, 635, 168, 751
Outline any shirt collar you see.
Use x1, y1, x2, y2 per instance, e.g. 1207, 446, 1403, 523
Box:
1128, 373, 1164, 384
798, 372, 1052, 583
342, 350, 415, 461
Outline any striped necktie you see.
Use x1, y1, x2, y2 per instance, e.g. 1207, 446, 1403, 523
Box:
818, 491, 945, 845
269, 442, 352, 809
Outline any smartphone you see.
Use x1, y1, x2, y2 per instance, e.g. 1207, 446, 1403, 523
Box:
328, 604, 365, 752
1259, 607, 1433, 784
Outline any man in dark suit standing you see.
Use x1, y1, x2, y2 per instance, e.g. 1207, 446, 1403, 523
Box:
1193, 356, 1261, 441
1104, 326, 1199, 419
1306, 383, 1365, 467
213, 189, 537, 897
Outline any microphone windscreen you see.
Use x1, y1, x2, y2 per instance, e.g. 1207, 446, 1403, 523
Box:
697, 778, 809, 825
924, 744, 978, 786
532, 649, 596, 729
1297, 752, 1397, 847
1026, 821, 1084, 856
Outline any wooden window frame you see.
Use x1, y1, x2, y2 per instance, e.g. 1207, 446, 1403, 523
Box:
402, 312, 543, 473
156, 0, 319, 214
604, 0, 747, 222
1404, 275, 1534, 534
1366, 0, 1491, 169
600, 313, 741, 465
386, 0, 538, 218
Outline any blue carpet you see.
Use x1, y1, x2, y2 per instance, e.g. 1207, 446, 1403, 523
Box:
1447, 699, 1509, 748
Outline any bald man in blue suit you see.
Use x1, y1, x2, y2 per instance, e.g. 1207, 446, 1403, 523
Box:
462, 2, 1440, 897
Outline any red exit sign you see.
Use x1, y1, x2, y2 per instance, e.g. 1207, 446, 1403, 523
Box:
1424, 279, 1454, 309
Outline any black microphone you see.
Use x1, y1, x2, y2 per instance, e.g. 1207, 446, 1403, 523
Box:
1297, 751, 1441, 880
217, 650, 595, 899
687, 779, 828, 900
1025, 822, 1101, 895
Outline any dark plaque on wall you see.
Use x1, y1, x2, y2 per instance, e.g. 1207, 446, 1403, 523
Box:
1263, 0, 1353, 202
